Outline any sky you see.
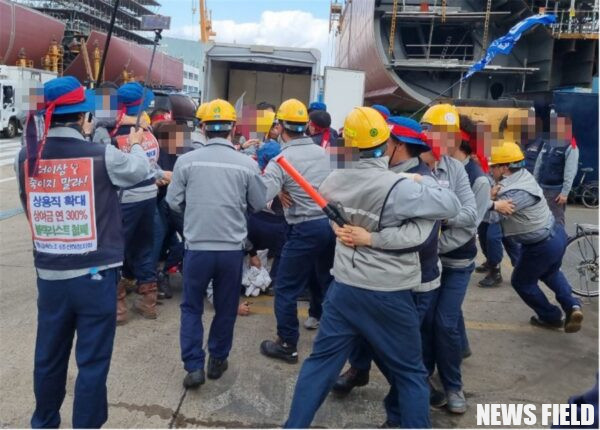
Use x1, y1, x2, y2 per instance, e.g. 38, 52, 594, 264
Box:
158, 0, 336, 67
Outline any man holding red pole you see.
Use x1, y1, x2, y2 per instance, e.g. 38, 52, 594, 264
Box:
260, 98, 335, 364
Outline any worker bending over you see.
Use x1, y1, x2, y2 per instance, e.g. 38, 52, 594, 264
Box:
489, 141, 583, 333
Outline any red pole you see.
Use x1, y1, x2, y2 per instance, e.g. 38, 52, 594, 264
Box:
276, 156, 328, 209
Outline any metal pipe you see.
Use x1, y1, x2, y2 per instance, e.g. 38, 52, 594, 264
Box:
135, 29, 162, 129
96, 0, 120, 86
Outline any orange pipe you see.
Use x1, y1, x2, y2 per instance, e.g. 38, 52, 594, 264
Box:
276, 156, 328, 209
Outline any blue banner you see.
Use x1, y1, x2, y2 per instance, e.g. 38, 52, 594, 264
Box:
465, 14, 557, 79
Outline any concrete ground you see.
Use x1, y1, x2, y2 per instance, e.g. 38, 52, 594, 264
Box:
0, 148, 598, 428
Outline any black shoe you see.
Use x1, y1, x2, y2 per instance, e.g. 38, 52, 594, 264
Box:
429, 380, 447, 408
475, 261, 490, 273
379, 420, 399, 428
158, 272, 173, 299
183, 369, 205, 389
564, 305, 583, 333
530, 315, 563, 330
332, 367, 370, 395
462, 345, 472, 359
478, 268, 502, 288
207, 356, 228, 379
260, 338, 298, 363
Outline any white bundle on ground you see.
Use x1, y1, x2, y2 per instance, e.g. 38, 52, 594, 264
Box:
241, 266, 272, 297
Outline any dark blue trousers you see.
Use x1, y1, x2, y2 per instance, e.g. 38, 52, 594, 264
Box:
478, 221, 521, 267
348, 289, 437, 372
274, 218, 334, 346
180, 250, 244, 372
285, 281, 430, 429
428, 264, 475, 392
121, 198, 157, 283
32, 269, 118, 429
511, 224, 580, 322
247, 211, 287, 281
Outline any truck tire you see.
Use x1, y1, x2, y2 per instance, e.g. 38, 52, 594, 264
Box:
2, 119, 18, 139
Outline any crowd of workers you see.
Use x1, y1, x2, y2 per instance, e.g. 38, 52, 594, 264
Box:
15, 75, 591, 428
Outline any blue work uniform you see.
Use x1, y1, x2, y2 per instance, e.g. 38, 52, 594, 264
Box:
16, 127, 149, 428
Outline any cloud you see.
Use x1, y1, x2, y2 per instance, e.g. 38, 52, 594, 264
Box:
165, 10, 334, 66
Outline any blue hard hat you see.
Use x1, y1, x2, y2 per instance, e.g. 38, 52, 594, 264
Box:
117, 82, 155, 115
308, 101, 327, 113
372, 104, 391, 119
257, 139, 281, 170
387, 116, 430, 152
43, 76, 95, 115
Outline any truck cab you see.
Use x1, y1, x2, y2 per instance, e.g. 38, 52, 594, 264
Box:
0, 80, 18, 138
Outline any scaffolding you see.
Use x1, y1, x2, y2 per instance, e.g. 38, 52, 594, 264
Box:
551, 7, 599, 39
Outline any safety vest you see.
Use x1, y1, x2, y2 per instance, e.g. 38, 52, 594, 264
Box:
320, 157, 422, 292
523, 138, 543, 174
18, 136, 124, 271
111, 124, 158, 190
538, 142, 567, 187
498, 169, 552, 237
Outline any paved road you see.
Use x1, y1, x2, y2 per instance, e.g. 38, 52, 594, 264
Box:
0, 156, 597, 428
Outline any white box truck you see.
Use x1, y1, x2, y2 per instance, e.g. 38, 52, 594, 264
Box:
322, 67, 365, 131
203, 43, 320, 107
0, 65, 56, 138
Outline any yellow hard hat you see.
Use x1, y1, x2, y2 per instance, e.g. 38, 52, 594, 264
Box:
256, 110, 276, 134
489, 141, 524, 166
421, 103, 460, 132
195, 102, 209, 122
343, 107, 391, 150
276, 98, 309, 123
203, 99, 237, 123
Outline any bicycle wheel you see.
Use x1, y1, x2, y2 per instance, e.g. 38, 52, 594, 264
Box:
581, 182, 599, 209
562, 231, 599, 297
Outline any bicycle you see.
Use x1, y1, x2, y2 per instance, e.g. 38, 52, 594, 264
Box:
568, 166, 599, 209
562, 223, 599, 297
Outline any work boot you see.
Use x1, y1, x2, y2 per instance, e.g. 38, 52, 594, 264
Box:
475, 261, 490, 274
529, 315, 563, 330
332, 367, 370, 395
134, 282, 158, 319
303, 316, 320, 330
446, 390, 467, 414
116, 278, 129, 325
207, 356, 228, 379
120, 277, 137, 294
564, 305, 583, 333
260, 338, 298, 363
157, 272, 173, 300
183, 369, 205, 389
478, 267, 502, 288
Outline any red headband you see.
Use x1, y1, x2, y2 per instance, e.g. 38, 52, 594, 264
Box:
309, 121, 330, 148
389, 124, 428, 144
28, 86, 86, 176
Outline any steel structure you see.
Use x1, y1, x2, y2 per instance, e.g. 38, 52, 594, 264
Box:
334, 0, 599, 111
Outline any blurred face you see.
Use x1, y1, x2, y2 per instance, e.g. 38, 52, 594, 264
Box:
422, 123, 460, 157
550, 116, 573, 143
475, 122, 493, 160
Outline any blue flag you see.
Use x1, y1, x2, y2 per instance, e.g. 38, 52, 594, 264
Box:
465, 14, 556, 79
